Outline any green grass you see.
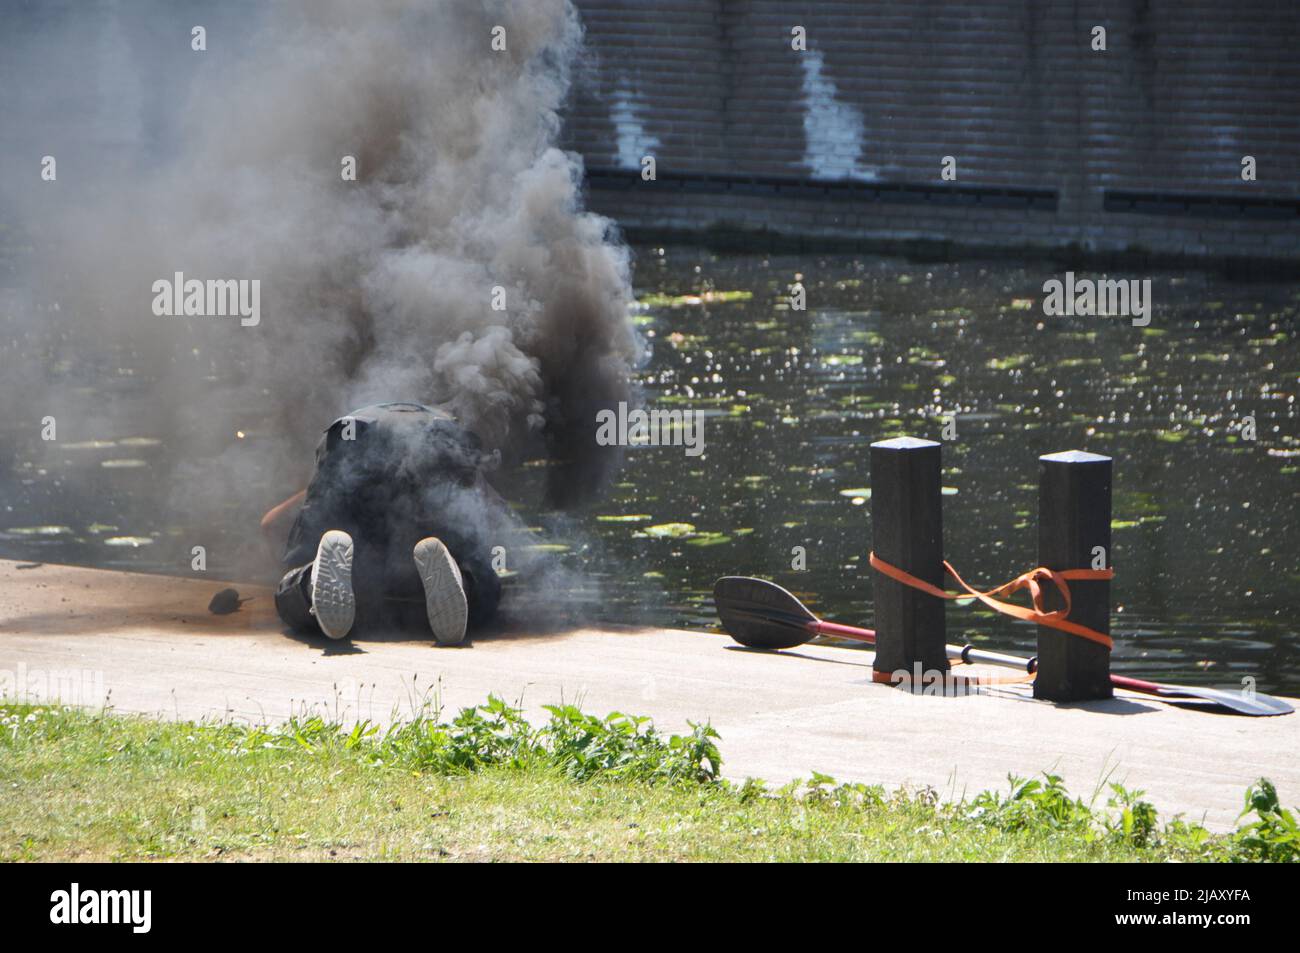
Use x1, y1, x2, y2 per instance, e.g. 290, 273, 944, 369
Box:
1, 700, 1295, 862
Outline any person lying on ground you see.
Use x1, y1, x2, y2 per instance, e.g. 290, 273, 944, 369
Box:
260, 401, 509, 646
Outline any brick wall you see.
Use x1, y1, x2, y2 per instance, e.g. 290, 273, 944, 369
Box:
562, 1, 1300, 265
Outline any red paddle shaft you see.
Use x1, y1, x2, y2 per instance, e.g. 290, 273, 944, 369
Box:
812, 620, 875, 641
1109, 674, 1167, 695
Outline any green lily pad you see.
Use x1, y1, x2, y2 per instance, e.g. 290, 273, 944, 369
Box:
524, 543, 571, 553
644, 522, 697, 539
686, 533, 732, 547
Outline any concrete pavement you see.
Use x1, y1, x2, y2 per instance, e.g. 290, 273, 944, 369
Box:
1, 558, 1295, 831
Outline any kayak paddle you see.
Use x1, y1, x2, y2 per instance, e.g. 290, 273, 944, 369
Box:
713, 575, 1293, 716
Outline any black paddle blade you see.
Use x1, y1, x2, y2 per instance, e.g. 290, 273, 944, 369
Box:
1151, 683, 1293, 717
713, 576, 818, 649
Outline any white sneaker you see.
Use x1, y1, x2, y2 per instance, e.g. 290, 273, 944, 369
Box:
413, 536, 468, 646
310, 530, 355, 640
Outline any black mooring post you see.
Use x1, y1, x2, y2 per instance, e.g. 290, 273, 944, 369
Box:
870, 437, 948, 678
1035, 450, 1113, 702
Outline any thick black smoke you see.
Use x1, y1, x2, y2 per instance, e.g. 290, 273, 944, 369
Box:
2, 0, 638, 554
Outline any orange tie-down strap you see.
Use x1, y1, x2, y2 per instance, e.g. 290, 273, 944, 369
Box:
868, 551, 1116, 651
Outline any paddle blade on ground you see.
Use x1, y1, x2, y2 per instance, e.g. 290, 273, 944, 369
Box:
1110, 675, 1294, 717
713, 576, 817, 649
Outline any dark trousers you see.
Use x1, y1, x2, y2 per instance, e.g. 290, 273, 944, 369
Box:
274, 547, 501, 637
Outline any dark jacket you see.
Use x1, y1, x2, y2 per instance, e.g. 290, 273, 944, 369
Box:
283, 402, 502, 621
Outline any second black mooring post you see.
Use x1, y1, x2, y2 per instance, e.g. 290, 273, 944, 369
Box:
870, 437, 948, 678
1035, 450, 1113, 702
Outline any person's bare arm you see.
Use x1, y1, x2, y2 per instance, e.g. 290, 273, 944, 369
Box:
260, 489, 306, 554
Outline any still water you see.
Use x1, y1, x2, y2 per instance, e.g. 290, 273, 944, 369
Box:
3, 248, 1297, 692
